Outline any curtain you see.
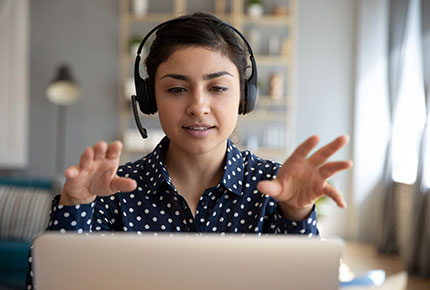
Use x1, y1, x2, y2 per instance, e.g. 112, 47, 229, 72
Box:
408, 0, 430, 277
377, 0, 410, 253
0, 0, 29, 168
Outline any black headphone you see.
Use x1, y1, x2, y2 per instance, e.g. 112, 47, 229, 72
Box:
131, 15, 258, 139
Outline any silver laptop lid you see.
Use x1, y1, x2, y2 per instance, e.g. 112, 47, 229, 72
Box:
33, 233, 343, 290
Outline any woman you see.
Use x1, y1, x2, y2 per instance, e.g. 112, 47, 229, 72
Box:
27, 12, 352, 288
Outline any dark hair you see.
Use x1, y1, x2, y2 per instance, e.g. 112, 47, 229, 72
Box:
144, 12, 248, 113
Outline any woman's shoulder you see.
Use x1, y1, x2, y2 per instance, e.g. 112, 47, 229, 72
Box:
228, 140, 282, 174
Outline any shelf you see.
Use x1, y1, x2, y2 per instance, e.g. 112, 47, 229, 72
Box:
127, 13, 176, 23
244, 15, 292, 25
119, 0, 297, 161
255, 55, 291, 65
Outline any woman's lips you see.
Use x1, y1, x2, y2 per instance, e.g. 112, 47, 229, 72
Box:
182, 125, 215, 138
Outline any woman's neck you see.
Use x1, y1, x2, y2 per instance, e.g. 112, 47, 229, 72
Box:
164, 140, 227, 208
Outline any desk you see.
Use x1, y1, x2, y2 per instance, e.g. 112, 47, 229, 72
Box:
342, 241, 430, 290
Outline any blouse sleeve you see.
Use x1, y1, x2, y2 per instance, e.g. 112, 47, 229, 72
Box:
263, 202, 319, 237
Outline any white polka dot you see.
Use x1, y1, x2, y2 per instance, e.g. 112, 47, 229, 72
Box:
71, 221, 77, 226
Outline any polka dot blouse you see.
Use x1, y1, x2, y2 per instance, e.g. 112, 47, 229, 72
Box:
26, 137, 318, 289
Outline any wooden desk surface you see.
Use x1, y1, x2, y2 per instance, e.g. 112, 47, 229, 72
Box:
342, 241, 429, 290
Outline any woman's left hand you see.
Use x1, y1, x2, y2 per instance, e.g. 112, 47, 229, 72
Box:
257, 135, 353, 221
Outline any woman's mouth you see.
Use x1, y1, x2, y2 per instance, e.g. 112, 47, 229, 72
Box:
182, 125, 215, 137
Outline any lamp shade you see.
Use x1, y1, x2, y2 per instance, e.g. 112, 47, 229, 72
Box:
46, 65, 81, 105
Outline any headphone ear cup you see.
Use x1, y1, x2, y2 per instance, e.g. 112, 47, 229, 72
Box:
137, 78, 157, 114
243, 81, 257, 114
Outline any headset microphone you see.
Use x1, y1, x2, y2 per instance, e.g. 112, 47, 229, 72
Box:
131, 95, 148, 139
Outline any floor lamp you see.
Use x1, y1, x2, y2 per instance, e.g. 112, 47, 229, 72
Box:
46, 64, 81, 180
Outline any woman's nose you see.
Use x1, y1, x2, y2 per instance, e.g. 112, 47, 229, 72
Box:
185, 89, 210, 116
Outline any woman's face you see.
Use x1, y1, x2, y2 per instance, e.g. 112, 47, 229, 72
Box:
155, 46, 241, 157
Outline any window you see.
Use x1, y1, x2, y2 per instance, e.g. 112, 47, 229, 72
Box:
391, 0, 427, 185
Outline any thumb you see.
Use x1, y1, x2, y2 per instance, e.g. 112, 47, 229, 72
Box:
257, 179, 282, 199
110, 177, 137, 194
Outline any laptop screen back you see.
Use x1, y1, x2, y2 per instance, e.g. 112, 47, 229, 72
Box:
32, 233, 343, 290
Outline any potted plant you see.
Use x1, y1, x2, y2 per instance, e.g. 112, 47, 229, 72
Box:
247, 0, 264, 18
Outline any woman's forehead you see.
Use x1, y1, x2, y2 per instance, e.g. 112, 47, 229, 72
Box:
156, 46, 238, 78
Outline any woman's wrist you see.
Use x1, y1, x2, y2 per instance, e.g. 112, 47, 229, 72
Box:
278, 202, 313, 221
59, 191, 96, 206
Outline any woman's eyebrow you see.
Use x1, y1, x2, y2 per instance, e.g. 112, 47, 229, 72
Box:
203, 71, 233, 80
160, 74, 188, 81
160, 71, 233, 81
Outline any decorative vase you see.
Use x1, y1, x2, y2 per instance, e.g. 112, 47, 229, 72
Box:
132, 0, 149, 16
247, 4, 263, 18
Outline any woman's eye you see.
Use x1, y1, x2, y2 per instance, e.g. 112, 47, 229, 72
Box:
167, 87, 187, 94
211, 86, 228, 93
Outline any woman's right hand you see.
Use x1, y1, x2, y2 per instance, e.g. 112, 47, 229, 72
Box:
59, 141, 137, 205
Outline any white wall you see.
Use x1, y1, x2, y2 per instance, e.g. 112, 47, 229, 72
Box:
296, 0, 356, 238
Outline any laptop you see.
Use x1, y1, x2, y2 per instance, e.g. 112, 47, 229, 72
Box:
32, 233, 344, 290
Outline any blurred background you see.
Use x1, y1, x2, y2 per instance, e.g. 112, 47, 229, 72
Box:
0, 0, 428, 289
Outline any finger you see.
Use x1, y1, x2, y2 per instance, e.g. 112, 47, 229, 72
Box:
64, 166, 79, 179
106, 141, 123, 160
308, 135, 349, 166
323, 182, 347, 208
290, 135, 320, 161
256, 179, 282, 199
110, 177, 137, 194
80, 146, 94, 168
319, 160, 353, 179
93, 141, 108, 160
